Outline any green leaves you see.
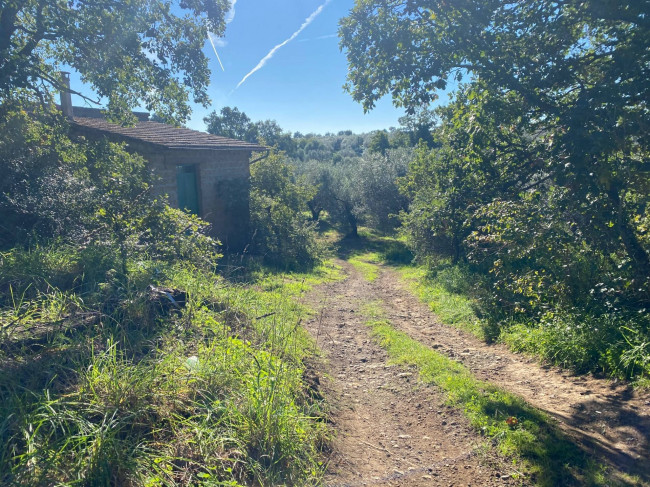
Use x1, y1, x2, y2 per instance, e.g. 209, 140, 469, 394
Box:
249, 152, 321, 269
1, 0, 230, 123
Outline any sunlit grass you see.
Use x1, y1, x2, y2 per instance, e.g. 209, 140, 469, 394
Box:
361, 301, 613, 487
397, 265, 485, 339
0, 248, 336, 486
347, 254, 380, 281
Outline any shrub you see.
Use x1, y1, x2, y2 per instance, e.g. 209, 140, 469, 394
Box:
249, 152, 321, 269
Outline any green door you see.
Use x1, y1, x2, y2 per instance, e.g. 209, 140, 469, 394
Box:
176, 165, 200, 215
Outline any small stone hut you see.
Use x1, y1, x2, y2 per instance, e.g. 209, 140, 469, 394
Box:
64, 105, 267, 251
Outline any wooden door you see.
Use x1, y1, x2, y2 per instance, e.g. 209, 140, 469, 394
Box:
176, 164, 200, 215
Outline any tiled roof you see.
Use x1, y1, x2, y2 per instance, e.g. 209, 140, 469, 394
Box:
71, 111, 266, 151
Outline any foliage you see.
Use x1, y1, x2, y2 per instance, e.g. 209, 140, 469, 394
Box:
341, 0, 650, 379
355, 148, 411, 232
0, 95, 220, 277
249, 152, 321, 269
0, 0, 229, 123
204, 106, 296, 155
204, 106, 255, 140
0, 95, 85, 246
342, 0, 650, 273
397, 108, 436, 148
296, 148, 411, 236
366, 130, 390, 155
0, 250, 333, 485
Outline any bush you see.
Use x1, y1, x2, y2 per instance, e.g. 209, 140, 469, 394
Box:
249, 152, 322, 269
502, 311, 650, 379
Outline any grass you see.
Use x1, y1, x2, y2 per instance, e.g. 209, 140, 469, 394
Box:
0, 246, 342, 486
336, 231, 484, 337
361, 301, 616, 486
397, 265, 485, 339
347, 254, 380, 282
340, 228, 413, 282
398, 263, 650, 384
339, 232, 650, 385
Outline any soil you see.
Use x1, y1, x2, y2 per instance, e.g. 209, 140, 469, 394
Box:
303, 259, 650, 486
303, 261, 525, 486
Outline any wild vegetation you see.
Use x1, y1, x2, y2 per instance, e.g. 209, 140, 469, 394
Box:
1, 0, 648, 484
0, 2, 331, 484
338, 0, 649, 383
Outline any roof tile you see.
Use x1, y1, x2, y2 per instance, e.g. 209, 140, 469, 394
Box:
72, 117, 267, 151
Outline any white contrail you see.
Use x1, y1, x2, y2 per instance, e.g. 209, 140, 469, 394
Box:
235, 0, 331, 90
206, 0, 236, 72
208, 32, 225, 71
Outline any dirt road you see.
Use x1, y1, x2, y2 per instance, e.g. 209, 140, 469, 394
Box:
303, 259, 650, 486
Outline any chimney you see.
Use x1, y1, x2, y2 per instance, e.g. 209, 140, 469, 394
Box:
60, 72, 74, 120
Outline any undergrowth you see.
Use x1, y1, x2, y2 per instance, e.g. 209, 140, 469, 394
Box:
361, 301, 614, 486
0, 245, 340, 486
343, 231, 650, 385
398, 263, 650, 384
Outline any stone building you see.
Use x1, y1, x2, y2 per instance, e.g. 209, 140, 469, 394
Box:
63, 105, 267, 251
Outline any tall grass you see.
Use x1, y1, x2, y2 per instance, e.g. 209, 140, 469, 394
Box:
1, 247, 339, 485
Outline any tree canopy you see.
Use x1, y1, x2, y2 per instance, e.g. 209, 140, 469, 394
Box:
1, 0, 230, 122
204, 106, 297, 154
340, 0, 650, 278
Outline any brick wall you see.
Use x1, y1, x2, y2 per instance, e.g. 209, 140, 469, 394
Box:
70, 126, 252, 251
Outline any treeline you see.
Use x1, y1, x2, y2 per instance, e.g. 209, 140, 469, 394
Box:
204, 106, 435, 241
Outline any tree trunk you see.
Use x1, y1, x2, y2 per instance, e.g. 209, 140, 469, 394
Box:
451, 234, 461, 264
344, 202, 358, 237
307, 202, 322, 221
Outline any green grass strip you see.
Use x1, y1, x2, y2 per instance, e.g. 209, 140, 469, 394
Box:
347, 254, 380, 282
362, 302, 611, 487
397, 266, 485, 338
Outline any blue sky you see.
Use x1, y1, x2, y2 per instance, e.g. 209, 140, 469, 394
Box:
68, 0, 409, 135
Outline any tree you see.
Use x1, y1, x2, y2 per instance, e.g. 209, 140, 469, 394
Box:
1, 0, 230, 122
340, 0, 650, 277
204, 106, 255, 140
252, 119, 296, 155
367, 130, 390, 155
204, 107, 297, 156
356, 148, 411, 232
398, 108, 436, 148
249, 152, 320, 269
294, 158, 362, 237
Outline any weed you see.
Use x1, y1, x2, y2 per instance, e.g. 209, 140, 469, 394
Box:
0, 248, 338, 486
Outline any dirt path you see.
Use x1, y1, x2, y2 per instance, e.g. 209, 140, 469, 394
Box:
304, 259, 650, 485
303, 261, 521, 486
